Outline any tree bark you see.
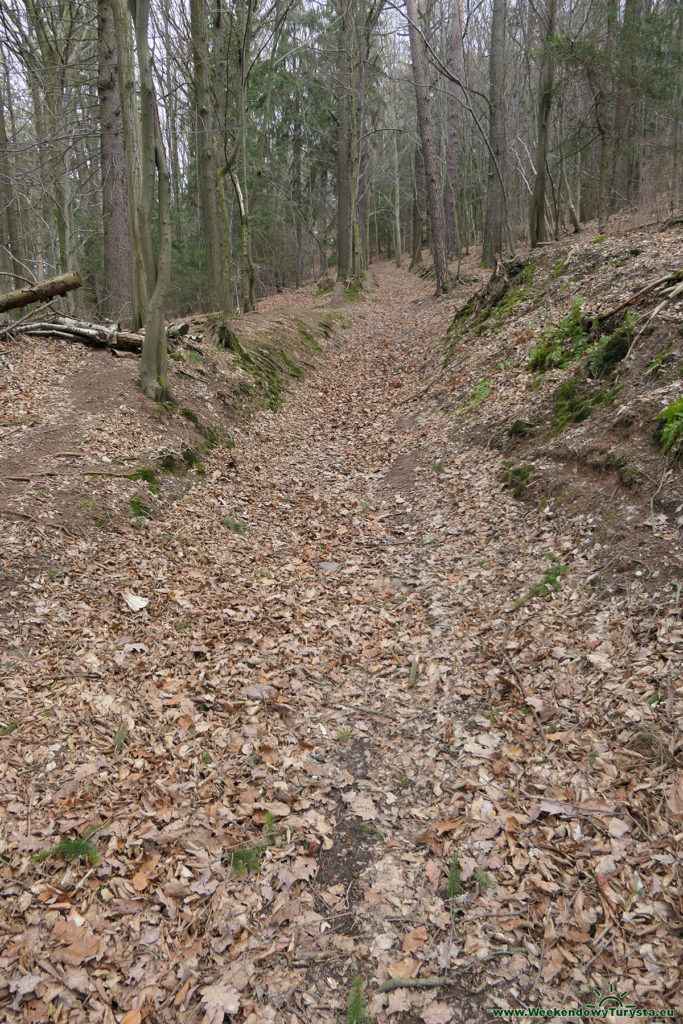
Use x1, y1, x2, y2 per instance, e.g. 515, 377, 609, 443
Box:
529, 0, 557, 248
410, 142, 424, 268
673, 0, 683, 211
336, 0, 351, 282
0, 70, 24, 290
611, 0, 642, 210
130, 0, 173, 400
97, 0, 133, 323
190, 0, 228, 311
405, 0, 449, 294
0, 272, 82, 314
483, 0, 506, 265
445, 0, 464, 258
392, 130, 402, 267
111, 0, 148, 329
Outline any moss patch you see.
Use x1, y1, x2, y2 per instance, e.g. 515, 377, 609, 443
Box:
501, 462, 535, 499
130, 496, 152, 519
127, 467, 160, 494
550, 377, 616, 436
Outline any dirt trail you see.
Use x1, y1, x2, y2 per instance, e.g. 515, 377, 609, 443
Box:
1, 262, 681, 1023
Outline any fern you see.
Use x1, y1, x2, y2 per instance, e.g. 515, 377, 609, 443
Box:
655, 398, 683, 459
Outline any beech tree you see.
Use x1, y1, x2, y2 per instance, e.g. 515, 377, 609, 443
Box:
97, 0, 133, 321
405, 0, 450, 294
482, 0, 506, 265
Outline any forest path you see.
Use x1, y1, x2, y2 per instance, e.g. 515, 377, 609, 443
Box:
2, 260, 681, 1024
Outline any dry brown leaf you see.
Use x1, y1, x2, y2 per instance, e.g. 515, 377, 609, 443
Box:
541, 947, 564, 983
387, 958, 419, 979
666, 774, 683, 816
421, 1002, 455, 1024
200, 981, 240, 1023
120, 1012, 142, 1024
402, 925, 429, 952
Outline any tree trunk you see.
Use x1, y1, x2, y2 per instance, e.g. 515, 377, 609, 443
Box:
336, 47, 351, 284
190, 0, 228, 311
0, 71, 24, 290
410, 142, 424, 268
392, 131, 402, 268
129, 0, 173, 400
529, 0, 557, 248
0, 271, 82, 314
111, 0, 148, 329
445, 0, 463, 258
235, 0, 256, 311
483, 0, 506, 265
293, 80, 304, 287
97, 0, 133, 323
673, 0, 683, 211
405, 0, 449, 294
611, 0, 642, 210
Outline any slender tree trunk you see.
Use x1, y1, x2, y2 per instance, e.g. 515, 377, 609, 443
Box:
128, 0, 173, 400
529, 0, 557, 248
111, 0, 148, 329
392, 131, 402, 267
405, 0, 449, 294
97, 0, 133, 322
190, 0, 228, 311
336, 90, 351, 279
673, 0, 683, 210
483, 0, 506, 265
235, 0, 256, 311
612, 0, 642, 209
0, 71, 23, 289
410, 142, 424, 268
445, 0, 463, 258
293, 84, 304, 287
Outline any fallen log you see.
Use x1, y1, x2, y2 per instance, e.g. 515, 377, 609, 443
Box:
0, 271, 81, 314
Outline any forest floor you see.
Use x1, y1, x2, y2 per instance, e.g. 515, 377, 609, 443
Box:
1, 222, 682, 1024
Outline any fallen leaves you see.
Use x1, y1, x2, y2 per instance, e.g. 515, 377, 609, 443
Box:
1, 247, 682, 1024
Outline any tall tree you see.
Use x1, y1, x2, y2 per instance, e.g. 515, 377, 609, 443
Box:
444, 0, 464, 257
112, 0, 172, 399
529, 0, 558, 248
190, 0, 230, 312
0, 59, 23, 289
405, 0, 449, 294
483, 0, 506, 265
97, 0, 133, 321
111, 0, 148, 328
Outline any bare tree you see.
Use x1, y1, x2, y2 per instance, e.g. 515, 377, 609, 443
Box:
483, 0, 506, 265
529, 0, 558, 248
112, 0, 172, 400
405, 0, 449, 294
97, 0, 133, 322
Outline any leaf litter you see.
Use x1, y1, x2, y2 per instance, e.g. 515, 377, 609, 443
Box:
1, 225, 682, 1023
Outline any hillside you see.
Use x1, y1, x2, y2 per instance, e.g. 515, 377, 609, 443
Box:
0, 222, 681, 1024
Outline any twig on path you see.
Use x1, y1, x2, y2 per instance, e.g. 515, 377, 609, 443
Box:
378, 977, 460, 993
405, 375, 442, 402
319, 700, 399, 722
